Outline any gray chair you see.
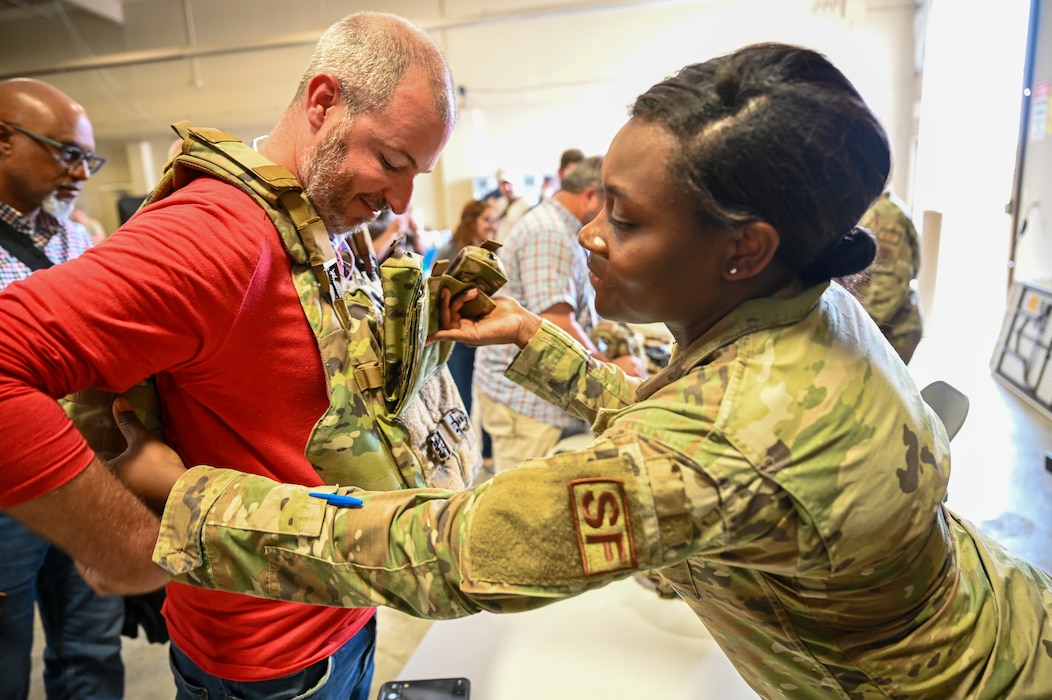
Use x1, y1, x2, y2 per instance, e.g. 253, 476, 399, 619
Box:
546, 432, 596, 456
921, 380, 970, 441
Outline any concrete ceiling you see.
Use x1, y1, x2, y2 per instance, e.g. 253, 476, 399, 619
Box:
0, 0, 715, 142
0, 0, 904, 143
0, 0, 125, 24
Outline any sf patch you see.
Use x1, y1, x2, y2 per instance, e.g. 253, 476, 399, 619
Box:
568, 478, 637, 576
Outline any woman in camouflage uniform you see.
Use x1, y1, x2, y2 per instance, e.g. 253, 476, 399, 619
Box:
122, 43, 1052, 698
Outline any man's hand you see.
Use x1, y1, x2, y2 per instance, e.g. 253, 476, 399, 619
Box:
76, 557, 168, 596
6, 456, 170, 596
107, 397, 186, 514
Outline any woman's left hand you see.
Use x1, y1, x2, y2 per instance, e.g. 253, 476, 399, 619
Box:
107, 397, 187, 514
428, 288, 542, 348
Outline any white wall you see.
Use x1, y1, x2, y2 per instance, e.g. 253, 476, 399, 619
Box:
435, 0, 919, 227
0, 0, 918, 235
912, 0, 1030, 346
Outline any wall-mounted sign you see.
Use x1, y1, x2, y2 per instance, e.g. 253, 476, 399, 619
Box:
1031, 80, 1050, 141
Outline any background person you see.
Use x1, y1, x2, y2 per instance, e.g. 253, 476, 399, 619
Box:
44, 190, 108, 245
474, 155, 621, 475
434, 198, 497, 264
0, 78, 124, 700
435, 198, 499, 472
557, 147, 584, 183
539, 148, 585, 202
853, 189, 923, 363
121, 42, 1052, 699
0, 12, 457, 700
490, 169, 531, 244
367, 208, 425, 261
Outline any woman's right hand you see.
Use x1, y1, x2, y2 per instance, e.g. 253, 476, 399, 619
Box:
428, 288, 542, 349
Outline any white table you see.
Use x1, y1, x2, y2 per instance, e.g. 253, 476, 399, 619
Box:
396, 577, 757, 699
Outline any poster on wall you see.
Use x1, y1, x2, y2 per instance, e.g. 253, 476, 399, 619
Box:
991, 281, 1052, 420
1030, 80, 1050, 141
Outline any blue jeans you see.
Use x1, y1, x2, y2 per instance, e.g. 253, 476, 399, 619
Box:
0, 512, 125, 700
446, 343, 476, 414
169, 615, 376, 700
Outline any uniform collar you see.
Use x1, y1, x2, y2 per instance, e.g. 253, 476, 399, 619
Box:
637, 281, 830, 400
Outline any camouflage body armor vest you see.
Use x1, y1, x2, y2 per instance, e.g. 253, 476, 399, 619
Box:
139, 122, 483, 491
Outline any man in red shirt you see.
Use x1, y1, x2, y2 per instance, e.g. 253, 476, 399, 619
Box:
0, 11, 455, 700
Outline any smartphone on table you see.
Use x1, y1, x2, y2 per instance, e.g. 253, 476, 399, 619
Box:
377, 677, 470, 699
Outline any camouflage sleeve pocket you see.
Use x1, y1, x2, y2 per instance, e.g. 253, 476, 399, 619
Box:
161, 471, 342, 590
209, 479, 329, 537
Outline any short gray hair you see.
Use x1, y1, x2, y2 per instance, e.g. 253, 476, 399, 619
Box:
294, 12, 456, 124
559, 155, 603, 194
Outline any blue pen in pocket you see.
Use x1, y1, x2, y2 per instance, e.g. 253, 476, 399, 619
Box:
309, 492, 364, 508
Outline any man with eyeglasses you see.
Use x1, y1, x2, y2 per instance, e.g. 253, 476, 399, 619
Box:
0, 78, 124, 700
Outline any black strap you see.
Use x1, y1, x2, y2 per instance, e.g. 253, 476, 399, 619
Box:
0, 217, 54, 271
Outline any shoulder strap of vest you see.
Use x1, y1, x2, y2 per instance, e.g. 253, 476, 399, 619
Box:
150, 121, 350, 327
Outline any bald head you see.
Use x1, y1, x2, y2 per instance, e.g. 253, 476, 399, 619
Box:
0, 78, 87, 129
0, 78, 96, 217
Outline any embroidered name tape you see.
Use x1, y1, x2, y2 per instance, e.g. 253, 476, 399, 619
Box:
568, 478, 637, 576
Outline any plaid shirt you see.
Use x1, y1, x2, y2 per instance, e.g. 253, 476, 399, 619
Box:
474, 197, 594, 430
0, 201, 92, 290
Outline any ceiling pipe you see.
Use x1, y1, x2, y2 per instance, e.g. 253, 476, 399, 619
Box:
0, 0, 54, 20
181, 0, 204, 88
64, 0, 123, 24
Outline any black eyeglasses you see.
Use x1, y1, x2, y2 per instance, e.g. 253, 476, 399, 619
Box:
4, 122, 105, 174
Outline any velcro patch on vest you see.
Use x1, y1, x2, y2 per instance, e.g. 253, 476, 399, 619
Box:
568, 478, 637, 576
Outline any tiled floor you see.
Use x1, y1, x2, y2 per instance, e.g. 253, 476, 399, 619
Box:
28, 309, 1052, 699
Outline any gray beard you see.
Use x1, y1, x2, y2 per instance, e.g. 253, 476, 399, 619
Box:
300, 121, 354, 235
42, 193, 75, 222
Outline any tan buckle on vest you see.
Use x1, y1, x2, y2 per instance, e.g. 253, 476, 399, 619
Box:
353, 363, 383, 392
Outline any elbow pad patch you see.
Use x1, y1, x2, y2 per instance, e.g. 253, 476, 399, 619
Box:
462, 454, 641, 588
